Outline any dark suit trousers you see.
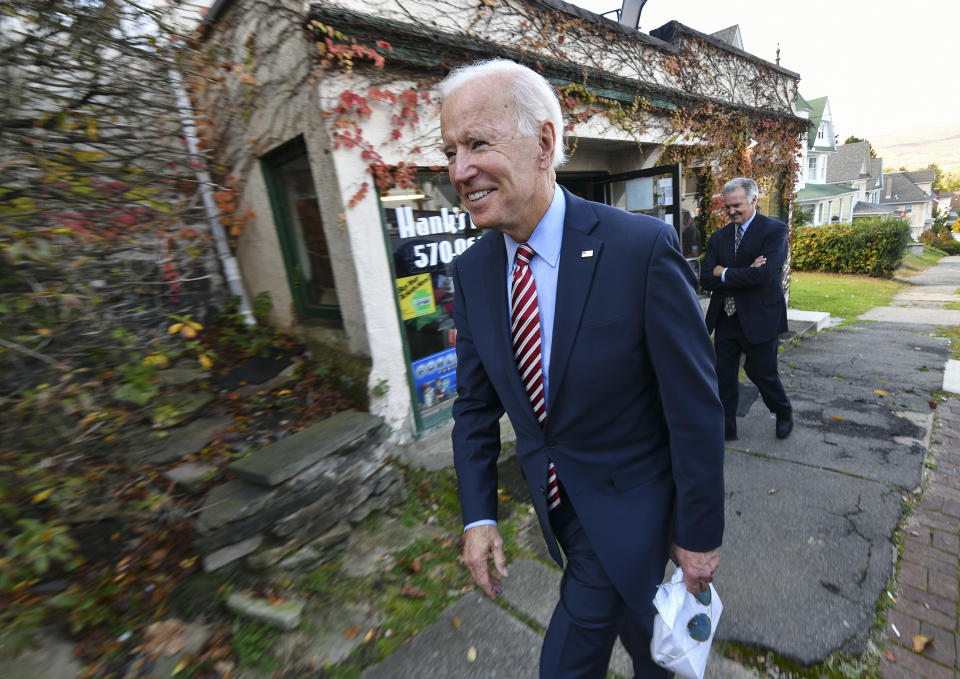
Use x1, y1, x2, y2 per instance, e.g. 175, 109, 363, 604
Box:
540, 486, 670, 679
714, 311, 791, 431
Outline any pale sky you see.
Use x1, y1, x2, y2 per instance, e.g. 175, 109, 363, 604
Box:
569, 0, 960, 138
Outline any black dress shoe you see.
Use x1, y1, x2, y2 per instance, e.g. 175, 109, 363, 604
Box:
775, 413, 793, 439
725, 429, 737, 441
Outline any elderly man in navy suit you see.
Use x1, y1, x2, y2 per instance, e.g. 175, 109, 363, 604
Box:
441, 58, 725, 678
700, 177, 793, 441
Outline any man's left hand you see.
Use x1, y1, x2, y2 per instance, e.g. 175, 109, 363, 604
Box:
712, 265, 724, 277
670, 544, 719, 594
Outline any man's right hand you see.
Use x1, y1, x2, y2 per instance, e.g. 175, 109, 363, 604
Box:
462, 524, 508, 599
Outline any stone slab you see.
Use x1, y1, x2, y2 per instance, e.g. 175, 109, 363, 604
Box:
158, 367, 208, 387
859, 307, 960, 325
202, 535, 263, 572
137, 414, 233, 464
275, 603, 384, 669
150, 391, 215, 429
0, 630, 82, 679
945, 360, 960, 395
148, 622, 212, 678
163, 462, 217, 491
716, 450, 903, 664
229, 411, 382, 486
787, 309, 831, 331
341, 518, 423, 578
226, 592, 304, 631
359, 591, 542, 679
197, 478, 278, 533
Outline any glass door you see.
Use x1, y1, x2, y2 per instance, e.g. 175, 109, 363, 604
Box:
592, 163, 698, 276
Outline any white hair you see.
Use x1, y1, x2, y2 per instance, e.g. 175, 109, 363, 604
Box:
722, 177, 759, 202
438, 59, 566, 168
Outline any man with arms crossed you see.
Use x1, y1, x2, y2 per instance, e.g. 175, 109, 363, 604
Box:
700, 178, 793, 442
443, 59, 725, 678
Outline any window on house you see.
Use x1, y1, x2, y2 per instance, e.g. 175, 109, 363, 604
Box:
261, 137, 340, 320
808, 157, 817, 171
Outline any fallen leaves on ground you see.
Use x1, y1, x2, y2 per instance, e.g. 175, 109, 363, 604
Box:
139, 619, 188, 657
344, 626, 361, 639
884, 649, 896, 662
467, 646, 478, 662
913, 634, 934, 653
400, 581, 427, 598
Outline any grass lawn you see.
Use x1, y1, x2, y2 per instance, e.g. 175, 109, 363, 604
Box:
896, 245, 947, 277
788, 271, 904, 319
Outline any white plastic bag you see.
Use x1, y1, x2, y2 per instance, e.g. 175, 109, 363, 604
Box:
650, 566, 723, 679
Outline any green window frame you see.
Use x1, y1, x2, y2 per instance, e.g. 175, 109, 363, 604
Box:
261, 136, 341, 321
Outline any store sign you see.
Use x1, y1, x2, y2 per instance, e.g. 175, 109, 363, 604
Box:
393, 206, 480, 270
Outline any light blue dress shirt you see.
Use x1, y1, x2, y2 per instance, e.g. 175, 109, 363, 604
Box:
464, 183, 565, 532
721, 209, 757, 283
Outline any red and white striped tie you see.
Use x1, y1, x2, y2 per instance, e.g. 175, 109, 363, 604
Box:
512, 244, 561, 511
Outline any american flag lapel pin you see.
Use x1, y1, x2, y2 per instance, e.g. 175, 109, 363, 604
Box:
581, 249, 594, 258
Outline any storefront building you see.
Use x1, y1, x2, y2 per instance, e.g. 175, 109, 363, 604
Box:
195, 0, 805, 441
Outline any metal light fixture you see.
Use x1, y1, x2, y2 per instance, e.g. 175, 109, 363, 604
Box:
380, 194, 427, 202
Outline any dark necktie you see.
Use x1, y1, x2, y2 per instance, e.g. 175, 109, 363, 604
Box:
511, 244, 560, 511
724, 224, 744, 317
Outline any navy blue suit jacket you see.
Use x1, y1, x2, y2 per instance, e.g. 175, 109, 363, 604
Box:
700, 212, 789, 344
451, 188, 725, 612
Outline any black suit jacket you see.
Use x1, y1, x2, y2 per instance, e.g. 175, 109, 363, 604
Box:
451, 188, 725, 613
700, 212, 789, 344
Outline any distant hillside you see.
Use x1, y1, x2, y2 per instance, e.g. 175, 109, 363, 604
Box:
869, 125, 960, 172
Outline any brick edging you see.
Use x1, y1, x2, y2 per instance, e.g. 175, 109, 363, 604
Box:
880, 398, 960, 679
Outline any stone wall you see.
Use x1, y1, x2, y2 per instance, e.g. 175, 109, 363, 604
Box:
195, 410, 406, 573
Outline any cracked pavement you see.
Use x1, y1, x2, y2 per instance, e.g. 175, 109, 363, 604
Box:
717, 317, 951, 664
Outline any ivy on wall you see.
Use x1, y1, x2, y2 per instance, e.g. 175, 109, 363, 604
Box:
192, 0, 806, 253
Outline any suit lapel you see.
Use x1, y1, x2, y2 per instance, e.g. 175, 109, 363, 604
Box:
547, 190, 602, 415
737, 212, 765, 260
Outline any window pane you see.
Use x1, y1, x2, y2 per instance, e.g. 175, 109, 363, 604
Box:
269, 145, 339, 312
381, 172, 484, 425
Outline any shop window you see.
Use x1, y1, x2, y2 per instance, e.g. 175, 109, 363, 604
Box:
261, 137, 340, 320
380, 171, 484, 431
755, 173, 787, 223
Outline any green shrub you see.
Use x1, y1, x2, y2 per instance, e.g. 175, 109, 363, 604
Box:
938, 240, 960, 255
920, 228, 960, 255
791, 217, 911, 278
